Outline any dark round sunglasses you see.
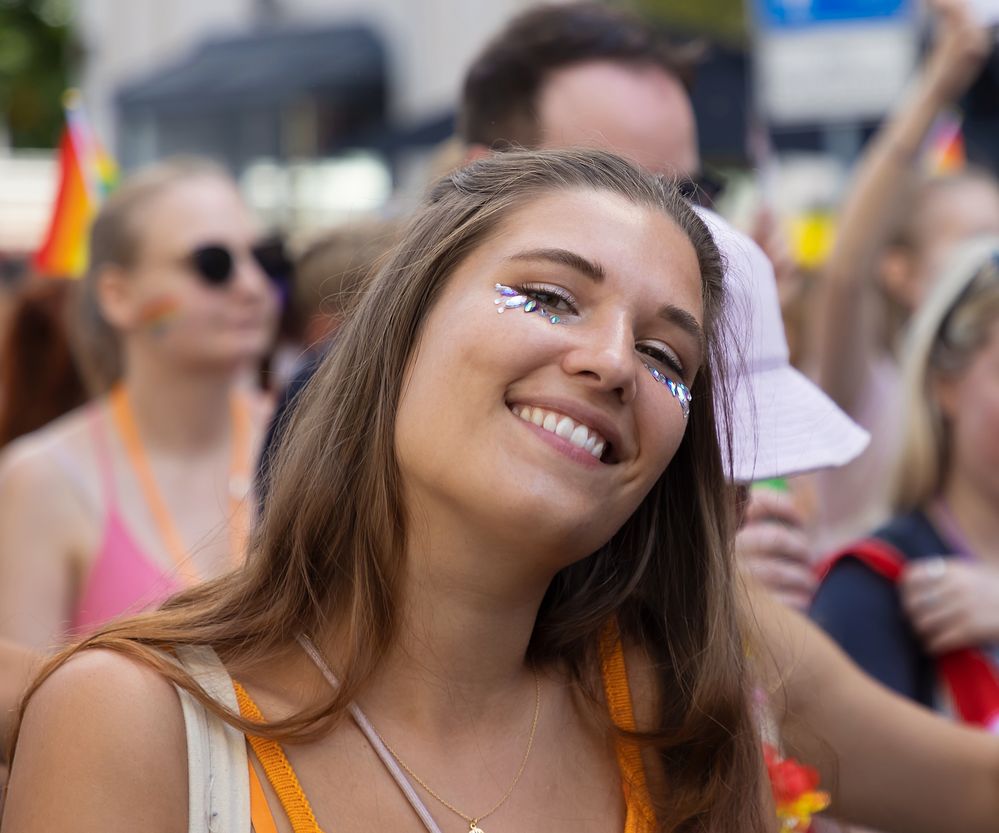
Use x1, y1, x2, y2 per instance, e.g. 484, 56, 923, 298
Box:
186, 239, 291, 287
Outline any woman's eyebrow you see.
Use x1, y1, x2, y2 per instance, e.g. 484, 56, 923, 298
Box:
506, 248, 605, 282
658, 304, 706, 355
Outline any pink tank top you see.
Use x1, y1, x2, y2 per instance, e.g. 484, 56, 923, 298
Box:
70, 407, 183, 636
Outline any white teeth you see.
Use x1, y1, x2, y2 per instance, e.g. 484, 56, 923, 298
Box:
554, 416, 574, 439
511, 404, 610, 461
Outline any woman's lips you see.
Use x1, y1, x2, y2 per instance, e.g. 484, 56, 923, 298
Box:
509, 403, 615, 467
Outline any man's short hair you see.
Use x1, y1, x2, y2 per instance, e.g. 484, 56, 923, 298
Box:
460, 2, 699, 150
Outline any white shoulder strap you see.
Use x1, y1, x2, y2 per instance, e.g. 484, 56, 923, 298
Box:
174, 645, 251, 833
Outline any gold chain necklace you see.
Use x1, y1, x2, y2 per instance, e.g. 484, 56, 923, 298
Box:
374, 670, 542, 833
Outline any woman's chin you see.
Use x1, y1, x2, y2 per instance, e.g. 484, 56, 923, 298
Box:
481, 486, 628, 560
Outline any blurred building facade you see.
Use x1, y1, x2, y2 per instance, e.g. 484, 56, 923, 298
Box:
72, 0, 553, 230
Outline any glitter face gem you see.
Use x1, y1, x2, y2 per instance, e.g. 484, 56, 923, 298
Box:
494, 284, 563, 324
643, 362, 692, 420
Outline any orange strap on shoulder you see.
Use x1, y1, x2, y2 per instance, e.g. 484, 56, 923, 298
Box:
109, 385, 253, 581
110, 385, 199, 584
248, 762, 279, 833
599, 620, 657, 832
233, 680, 326, 833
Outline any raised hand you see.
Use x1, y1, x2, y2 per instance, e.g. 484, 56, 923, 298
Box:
923, 0, 992, 105
736, 487, 817, 611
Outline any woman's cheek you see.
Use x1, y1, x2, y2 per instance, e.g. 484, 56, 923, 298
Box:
134, 294, 186, 340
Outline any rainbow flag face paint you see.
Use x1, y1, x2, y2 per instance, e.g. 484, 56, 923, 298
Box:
136, 296, 182, 335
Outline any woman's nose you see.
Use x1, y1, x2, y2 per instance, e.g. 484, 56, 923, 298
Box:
233, 250, 276, 297
560, 313, 637, 403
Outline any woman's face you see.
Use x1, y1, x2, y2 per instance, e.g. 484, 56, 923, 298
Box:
940, 319, 999, 504
395, 188, 706, 565
901, 181, 999, 310
104, 174, 280, 371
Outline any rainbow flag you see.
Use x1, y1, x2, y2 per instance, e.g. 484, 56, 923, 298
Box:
33, 90, 118, 278
924, 114, 965, 175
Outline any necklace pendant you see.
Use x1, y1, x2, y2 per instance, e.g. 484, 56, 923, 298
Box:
469, 826, 485, 833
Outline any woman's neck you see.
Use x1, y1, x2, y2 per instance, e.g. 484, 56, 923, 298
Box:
940, 472, 999, 564
351, 515, 559, 739
119, 352, 239, 455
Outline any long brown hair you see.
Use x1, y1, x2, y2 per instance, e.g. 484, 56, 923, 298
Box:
14, 149, 767, 832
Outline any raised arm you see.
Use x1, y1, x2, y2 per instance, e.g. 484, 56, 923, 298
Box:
811, 0, 989, 412
750, 585, 999, 833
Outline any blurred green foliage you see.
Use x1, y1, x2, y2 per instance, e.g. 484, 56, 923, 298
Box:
0, 0, 74, 148
627, 0, 748, 43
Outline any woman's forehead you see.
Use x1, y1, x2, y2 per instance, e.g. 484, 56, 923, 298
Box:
465, 188, 704, 314
131, 176, 256, 259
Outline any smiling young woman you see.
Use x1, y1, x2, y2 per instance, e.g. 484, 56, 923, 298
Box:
2, 149, 769, 833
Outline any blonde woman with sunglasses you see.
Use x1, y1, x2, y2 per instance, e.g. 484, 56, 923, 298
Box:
0, 157, 280, 650
814, 237, 999, 729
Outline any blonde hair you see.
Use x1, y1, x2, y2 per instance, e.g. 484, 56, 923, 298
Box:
71, 156, 232, 394
891, 235, 999, 511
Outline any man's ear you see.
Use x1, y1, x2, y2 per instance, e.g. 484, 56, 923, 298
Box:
879, 246, 921, 313
94, 263, 136, 330
463, 144, 493, 166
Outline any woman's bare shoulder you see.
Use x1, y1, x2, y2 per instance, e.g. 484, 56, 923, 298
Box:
3, 648, 188, 833
0, 401, 101, 489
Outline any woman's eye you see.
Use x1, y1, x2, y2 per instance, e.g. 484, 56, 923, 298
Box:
515, 283, 577, 315
639, 344, 685, 378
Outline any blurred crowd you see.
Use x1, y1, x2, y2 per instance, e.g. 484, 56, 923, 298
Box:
1, 2, 999, 832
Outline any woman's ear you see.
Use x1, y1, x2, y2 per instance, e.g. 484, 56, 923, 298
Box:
879, 246, 921, 313
94, 263, 136, 330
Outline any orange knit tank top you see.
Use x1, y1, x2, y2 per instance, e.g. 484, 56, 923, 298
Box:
234, 626, 656, 833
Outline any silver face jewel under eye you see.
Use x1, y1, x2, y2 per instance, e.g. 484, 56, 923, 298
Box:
493, 283, 563, 325
642, 362, 691, 420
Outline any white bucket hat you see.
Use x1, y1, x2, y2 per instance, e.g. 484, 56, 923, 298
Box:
696, 208, 870, 483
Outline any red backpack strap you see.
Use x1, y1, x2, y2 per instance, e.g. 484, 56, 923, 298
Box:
938, 648, 999, 730
815, 538, 907, 583
816, 538, 999, 731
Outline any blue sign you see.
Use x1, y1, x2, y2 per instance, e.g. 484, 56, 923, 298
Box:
755, 0, 913, 28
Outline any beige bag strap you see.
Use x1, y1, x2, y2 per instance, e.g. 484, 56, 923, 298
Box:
174, 645, 251, 833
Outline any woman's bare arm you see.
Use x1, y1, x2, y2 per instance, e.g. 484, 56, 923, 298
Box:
750, 585, 999, 832
0, 640, 39, 745
0, 443, 92, 651
1, 649, 188, 833
811, 0, 989, 412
